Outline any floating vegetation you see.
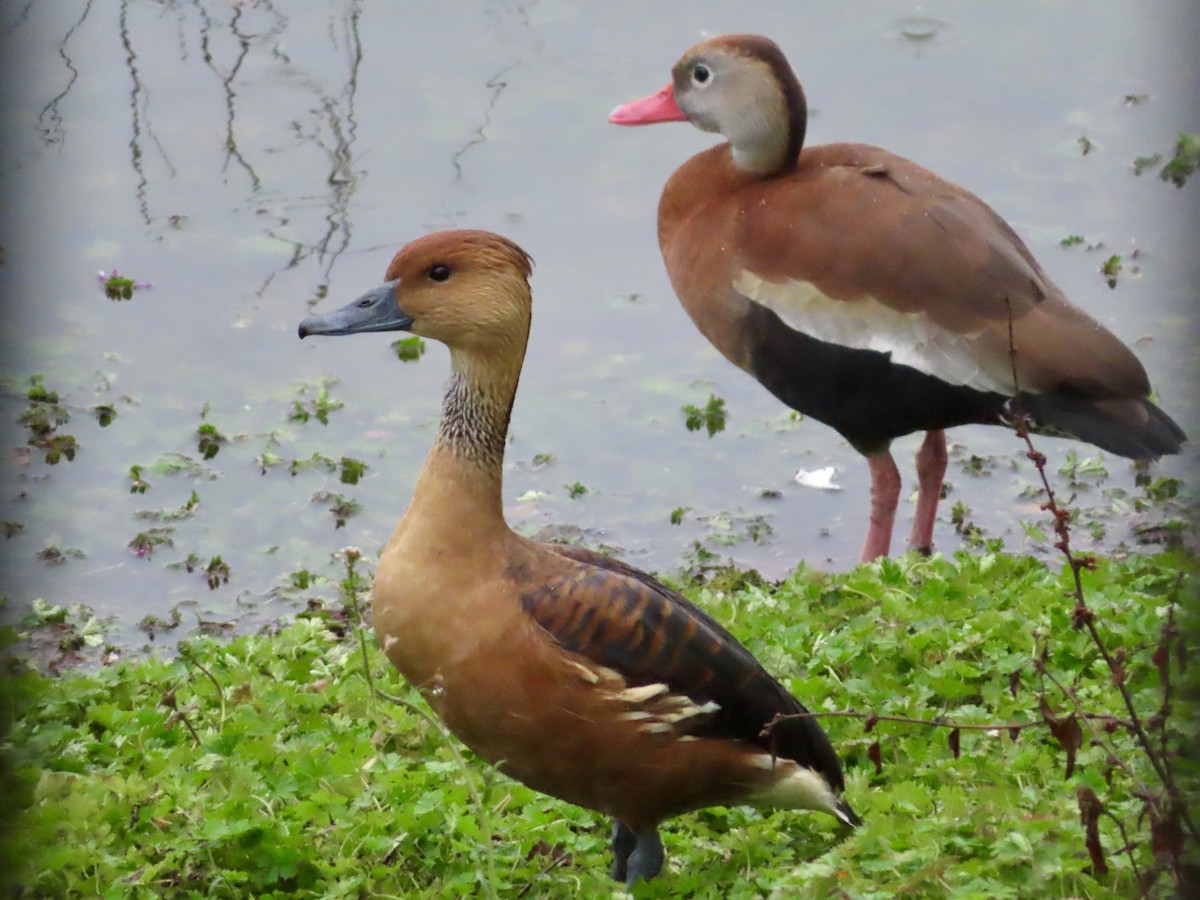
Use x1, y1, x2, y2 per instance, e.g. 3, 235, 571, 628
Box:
144, 452, 217, 480
1101, 254, 1122, 289
1133, 133, 1200, 188
682, 393, 727, 437
128, 464, 150, 494
312, 490, 362, 528
134, 491, 201, 522
173, 553, 231, 590
128, 527, 175, 558
36, 545, 84, 566
137, 605, 182, 640
97, 269, 151, 300
1058, 449, 1109, 486
339, 456, 368, 485
289, 377, 344, 425
696, 509, 773, 547
18, 375, 76, 464
391, 335, 427, 362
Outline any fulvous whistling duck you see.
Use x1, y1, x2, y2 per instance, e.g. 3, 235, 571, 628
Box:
298, 229, 859, 886
610, 34, 1186, 562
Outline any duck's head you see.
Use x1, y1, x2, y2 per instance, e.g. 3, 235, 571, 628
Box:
299, 229, 534, 355
609, 34, 807, 175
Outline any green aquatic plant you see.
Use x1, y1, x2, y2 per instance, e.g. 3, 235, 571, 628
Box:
682, 393, 727, 437
1134, 133, 1200, 188
288, 378, 344, 425
391, 335, 426, 362
1100, 254, 1123, 288
97, 269, 150, 300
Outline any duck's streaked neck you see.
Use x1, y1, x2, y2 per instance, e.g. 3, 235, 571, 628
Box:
435, 354, 516, 468
410, 347, 523, 528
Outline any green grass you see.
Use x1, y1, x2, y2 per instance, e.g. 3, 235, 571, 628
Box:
3, 550, 1196, 898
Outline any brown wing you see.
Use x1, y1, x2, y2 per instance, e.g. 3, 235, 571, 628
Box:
521, 542, 845, 792
730, 143, 1151, 398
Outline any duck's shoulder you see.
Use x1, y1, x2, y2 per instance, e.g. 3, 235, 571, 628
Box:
514, 540, 743, 671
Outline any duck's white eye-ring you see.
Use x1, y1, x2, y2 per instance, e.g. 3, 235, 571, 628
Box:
428, 264, 451, 282
692, 64, 711, 86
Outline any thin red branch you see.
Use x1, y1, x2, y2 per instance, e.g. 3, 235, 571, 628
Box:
770, 709, 1130, 734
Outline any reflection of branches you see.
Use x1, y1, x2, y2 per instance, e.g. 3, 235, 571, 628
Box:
450, 66, 512, 184
19, 0, 369, 301
255, 1, 364, 298
119, 0, 177, 226
313, 1, 364, 291
200, 3, 260, 191
1, 0, 38, 32
36, 0, 94, 145
197, 1, 288, 193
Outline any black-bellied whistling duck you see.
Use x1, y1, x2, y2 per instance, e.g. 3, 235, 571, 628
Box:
297, 230, 859, 886
610, 34, 1187, 562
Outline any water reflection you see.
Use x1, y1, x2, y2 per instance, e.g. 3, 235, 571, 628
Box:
24, 0, 366, 298
883, 14, 955, 45
451, 66, 512, 185
35, 1, 93, 145
0, 1, 1194, 654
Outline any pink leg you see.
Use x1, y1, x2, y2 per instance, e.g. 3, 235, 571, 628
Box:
908, 429, 947, 554
861, 451, 900, 562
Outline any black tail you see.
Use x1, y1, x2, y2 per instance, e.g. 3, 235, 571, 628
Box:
1020, 393, 1187, 460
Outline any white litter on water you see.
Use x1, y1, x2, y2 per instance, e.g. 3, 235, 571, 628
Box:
794, 467, 843, 491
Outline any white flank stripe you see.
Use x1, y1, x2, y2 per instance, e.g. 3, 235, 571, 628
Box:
733, 269, 1015, 394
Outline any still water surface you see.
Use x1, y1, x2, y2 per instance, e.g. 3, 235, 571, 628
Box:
0, 1, 1196, 648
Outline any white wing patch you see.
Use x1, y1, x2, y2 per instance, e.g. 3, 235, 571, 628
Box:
733, 269, 1015, 395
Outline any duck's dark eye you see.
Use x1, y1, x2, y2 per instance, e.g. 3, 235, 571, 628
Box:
428, 264, 451, 282
692, 64, 711, 85
356, 297, 373, 308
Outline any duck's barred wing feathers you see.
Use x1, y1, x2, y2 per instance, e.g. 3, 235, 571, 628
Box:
514, 542, 844, 792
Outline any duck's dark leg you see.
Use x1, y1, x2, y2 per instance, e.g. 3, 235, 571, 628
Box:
610, 821, 637, 883
861, 451, 900, 561
624, 827, 664, 886
908, 429, 947, 554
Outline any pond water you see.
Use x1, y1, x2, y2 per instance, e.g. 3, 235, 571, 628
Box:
1, 0, 1196, 650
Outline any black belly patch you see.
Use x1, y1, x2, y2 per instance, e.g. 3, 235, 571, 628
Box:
743, 302, 1008, 454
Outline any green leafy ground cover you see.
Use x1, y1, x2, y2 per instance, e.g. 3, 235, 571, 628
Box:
2, 551, 1196, 898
